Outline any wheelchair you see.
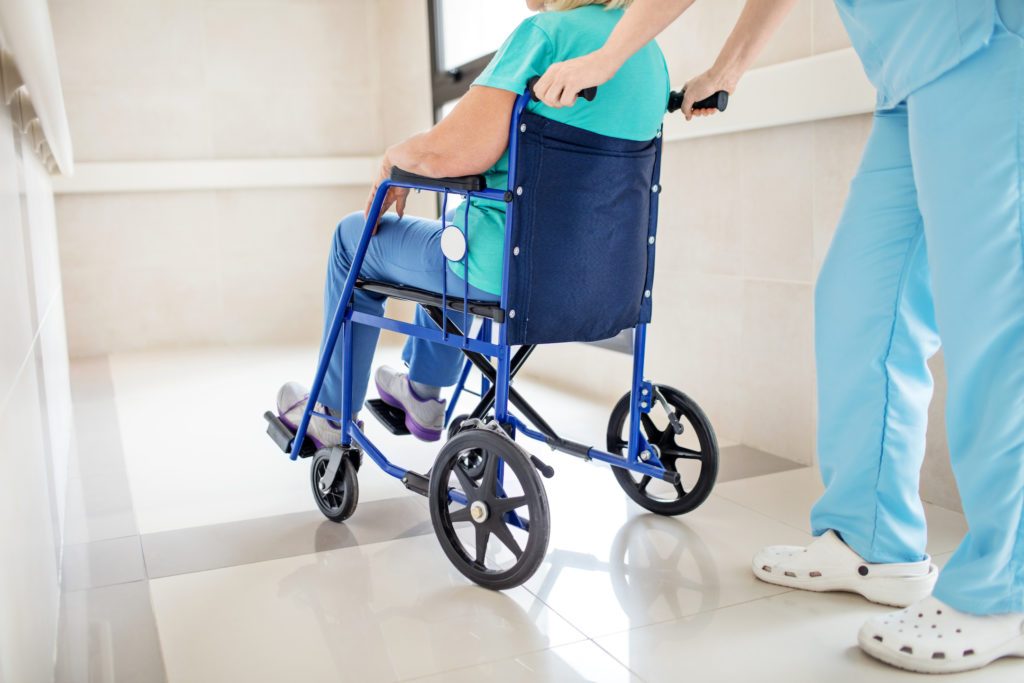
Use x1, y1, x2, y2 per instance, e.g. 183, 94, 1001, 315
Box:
265, 81, 721, 590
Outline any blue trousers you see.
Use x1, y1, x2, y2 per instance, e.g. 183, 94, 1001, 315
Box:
318, 211, 498, 414
811, 22, 1024, 614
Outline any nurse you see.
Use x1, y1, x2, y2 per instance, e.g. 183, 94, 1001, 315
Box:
534, 0, 1024, 674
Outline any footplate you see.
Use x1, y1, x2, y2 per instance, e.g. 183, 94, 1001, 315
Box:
365, 399, 410, 436
263, 411, 316, 458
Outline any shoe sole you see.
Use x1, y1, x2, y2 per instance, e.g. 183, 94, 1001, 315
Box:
376, 385, 441, 442
858, 629, 1024, 674
752, 561, 937, 608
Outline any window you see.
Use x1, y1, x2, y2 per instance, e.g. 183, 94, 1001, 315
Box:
428, 0, 534, 120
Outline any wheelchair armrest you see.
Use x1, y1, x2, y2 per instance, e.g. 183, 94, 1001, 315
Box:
390, 166, 487, 193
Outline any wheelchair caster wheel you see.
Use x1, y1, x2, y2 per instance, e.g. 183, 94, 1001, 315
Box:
447, 413, 471, 440
607, 384, 718, 516
428, 427, 549, 590
311, 448, 359, 522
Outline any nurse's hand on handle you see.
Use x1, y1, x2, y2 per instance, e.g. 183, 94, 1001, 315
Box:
679, 69, 734, 120
533, 0, 797, 119
531, 52, 619, 108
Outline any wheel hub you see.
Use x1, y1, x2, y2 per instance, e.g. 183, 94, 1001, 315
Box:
470, 500, 489, 524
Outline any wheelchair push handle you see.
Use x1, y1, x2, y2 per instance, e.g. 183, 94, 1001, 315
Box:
526, 75, 597, 104
666, 89, 729, 114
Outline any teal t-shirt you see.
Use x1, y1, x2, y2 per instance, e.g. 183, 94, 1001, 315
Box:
449, 4, 670, 295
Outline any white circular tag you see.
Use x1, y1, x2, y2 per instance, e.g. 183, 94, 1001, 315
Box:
440, 224, 467, 262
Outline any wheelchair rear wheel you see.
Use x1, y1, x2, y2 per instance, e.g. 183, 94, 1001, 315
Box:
428, 427, 549, 589
310, 448, 359, 522
606, 385, 718, 516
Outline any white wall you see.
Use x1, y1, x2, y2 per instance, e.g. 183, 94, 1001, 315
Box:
0, 67, 73, 683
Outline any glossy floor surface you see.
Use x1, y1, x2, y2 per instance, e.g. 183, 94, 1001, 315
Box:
56, 346, 1022, 682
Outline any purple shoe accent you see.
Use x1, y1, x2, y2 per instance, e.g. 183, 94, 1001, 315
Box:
375, 383, 442, 442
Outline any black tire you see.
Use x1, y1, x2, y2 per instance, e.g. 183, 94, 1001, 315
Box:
606, 385, 718, 515
311, 448, 359, 522
428, 428, 549, 590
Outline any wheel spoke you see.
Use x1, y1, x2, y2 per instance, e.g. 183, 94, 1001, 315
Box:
474, 523, 490, 565
481, 451, 499, 498
637, 475, 652, 494
453, 458, 478, 501
663, 447, 703, 460
491, 520, 523, 559
491, 495, 528, 516
640, 414, 661, 440
673, 480, 687, 499
610, 438, 628, 453
449, 506, 472, 524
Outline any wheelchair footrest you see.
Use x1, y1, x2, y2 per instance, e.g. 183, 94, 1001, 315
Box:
264, 411, 316, 458
365, 399, 410, 436
401, 470, 430, 497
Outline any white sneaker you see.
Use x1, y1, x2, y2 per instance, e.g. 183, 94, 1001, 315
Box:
859, 595, 1024, 674
752, 530, 937, 607
276, 381, 341, 449
374, 366, 445, 442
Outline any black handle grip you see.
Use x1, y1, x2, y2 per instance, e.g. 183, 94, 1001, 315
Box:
526, 75, 597, 104
530, 454, 555, 479
666, 89, 729, 114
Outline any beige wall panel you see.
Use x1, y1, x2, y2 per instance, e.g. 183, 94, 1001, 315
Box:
376, 0, 433, 145
57, 187, 367, 355
752, 0, 814, 68
659, 135, 743, 278
811, 0, 852, 54
740, 279, 816, 464
736, 123, 814, 283
646, 271, 745, 446
49, 0, 205, 92
61, 86, 213, 162
51, 0, 384, 162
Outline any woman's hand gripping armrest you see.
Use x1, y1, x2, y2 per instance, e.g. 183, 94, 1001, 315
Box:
364, 85, 518, 232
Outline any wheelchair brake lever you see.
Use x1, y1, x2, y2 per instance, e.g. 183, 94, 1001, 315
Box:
652, 387, 685, 435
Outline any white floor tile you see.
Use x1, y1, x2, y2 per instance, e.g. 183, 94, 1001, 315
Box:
150, 534, 586, 683
410, 640, 640, 682
108, 345, 427, 534
524, 489, 813, 638
594, 589, 1024, 683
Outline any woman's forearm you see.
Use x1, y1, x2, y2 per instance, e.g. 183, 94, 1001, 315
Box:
707, 0, 800, 92
595, 0, 697, 75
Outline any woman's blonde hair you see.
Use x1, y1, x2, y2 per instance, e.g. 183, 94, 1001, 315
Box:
544, 0, 633, 11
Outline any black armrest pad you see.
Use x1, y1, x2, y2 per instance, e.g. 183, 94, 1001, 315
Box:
390, 166, 487, 192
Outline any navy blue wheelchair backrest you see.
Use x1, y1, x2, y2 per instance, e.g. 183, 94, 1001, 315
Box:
504, 112, 662, 346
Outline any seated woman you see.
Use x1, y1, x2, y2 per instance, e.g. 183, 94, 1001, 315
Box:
278, 0, 669, 445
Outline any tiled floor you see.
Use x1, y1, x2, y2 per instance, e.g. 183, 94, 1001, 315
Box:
55, 346, 1022, 682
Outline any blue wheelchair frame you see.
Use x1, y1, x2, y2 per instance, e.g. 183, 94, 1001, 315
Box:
286, 87, 678, 505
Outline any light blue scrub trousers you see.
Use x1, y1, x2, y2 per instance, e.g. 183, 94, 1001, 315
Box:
811, 22, 1024, 614
318, 210, 498, 414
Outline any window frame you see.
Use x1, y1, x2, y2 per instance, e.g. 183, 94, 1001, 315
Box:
426, 0, 499, 122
